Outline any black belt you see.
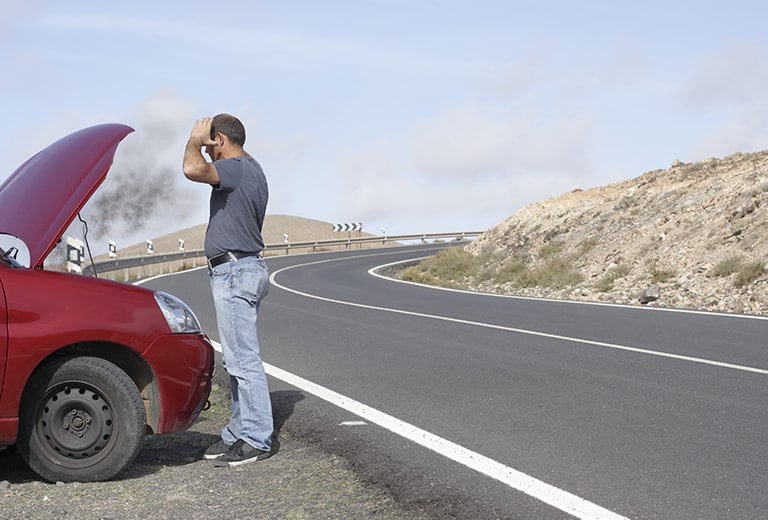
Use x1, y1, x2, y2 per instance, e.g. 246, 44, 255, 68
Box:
207, 251, 260, 269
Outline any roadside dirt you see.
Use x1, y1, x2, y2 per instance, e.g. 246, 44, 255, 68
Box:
0, 365, 431, 520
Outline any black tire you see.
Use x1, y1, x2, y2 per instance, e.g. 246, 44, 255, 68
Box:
18, 356, 146, 482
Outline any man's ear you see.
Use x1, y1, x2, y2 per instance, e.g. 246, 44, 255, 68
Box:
214, 132, 225, 147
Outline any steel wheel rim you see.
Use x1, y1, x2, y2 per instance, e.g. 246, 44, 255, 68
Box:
35, 381, 117, 468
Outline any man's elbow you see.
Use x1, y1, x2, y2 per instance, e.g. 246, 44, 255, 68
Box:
183, 163, 204, 181
183, 163, 218, 184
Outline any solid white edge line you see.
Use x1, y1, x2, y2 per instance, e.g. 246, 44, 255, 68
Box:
210, 340, 628, 520
369, 256, 768, 321
270, 257, 768, 376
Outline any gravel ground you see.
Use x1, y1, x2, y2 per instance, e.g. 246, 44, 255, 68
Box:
0, 365, 431, 520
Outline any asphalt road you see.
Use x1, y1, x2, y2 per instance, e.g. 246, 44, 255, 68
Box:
144, 243, 768, 519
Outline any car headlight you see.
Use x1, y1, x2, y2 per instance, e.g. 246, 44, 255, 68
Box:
154, 291, 202, 334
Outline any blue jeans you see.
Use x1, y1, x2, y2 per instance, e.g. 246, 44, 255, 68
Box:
209, 255, 273, 451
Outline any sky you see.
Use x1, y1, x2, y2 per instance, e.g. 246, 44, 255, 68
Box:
3, 1, 768, 253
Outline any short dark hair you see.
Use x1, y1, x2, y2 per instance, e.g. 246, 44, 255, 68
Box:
211, 113, 246, 147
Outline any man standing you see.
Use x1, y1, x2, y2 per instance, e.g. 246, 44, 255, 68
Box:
183, 114, 275, 466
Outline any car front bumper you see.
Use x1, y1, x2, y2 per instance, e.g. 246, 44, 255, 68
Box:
143, 333, 215, 433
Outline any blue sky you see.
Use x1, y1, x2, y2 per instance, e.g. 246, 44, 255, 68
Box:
3, 1, 768, 250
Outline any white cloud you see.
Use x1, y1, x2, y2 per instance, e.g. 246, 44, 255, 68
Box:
333, 101, 597, 234
36, 10, 484, 76
409, 103, 596, 180
679, 41, 768, 110
689, 108, 768, 159
678, 41, 768, 158
0, 0, 39, 33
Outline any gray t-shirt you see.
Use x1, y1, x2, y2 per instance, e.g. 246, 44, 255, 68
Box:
204, 155, 269, 258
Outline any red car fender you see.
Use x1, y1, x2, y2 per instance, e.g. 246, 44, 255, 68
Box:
141, 333, 214, 433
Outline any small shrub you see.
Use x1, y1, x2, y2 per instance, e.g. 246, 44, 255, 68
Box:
683, 162, 705, 175
578, 237, 599, 255
542, 258, 584, 288
398, 265, 439, 285
539, 241, 564, 259
594, 264, 631, 293
734, 260, 766, 287
647, 262, 676, 283
432, 247, 481, 278
518, 258, 583, 289
708, 256, 765, 287
711, 255, 742, 278
651, 269, 675, 283
494, 258, 529, 285
398, 247, 480, 288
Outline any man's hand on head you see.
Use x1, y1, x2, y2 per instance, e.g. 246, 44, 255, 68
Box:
183, 117, 222, 185
188, 117, 220, 148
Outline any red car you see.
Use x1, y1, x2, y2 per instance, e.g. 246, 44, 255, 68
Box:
0, 124, 214, 482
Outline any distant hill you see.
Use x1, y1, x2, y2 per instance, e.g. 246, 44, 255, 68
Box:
95, 215, 371, 260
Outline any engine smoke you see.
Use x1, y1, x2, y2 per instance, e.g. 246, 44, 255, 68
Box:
81, 93, 201, 246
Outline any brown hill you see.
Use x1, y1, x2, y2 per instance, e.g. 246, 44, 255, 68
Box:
101, 215, 366, 260
465, 151, 768, 316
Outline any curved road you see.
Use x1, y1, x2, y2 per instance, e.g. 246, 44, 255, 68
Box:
144, 244, 768, 519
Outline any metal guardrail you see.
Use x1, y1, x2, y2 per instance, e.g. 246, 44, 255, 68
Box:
82, 231, 484, 277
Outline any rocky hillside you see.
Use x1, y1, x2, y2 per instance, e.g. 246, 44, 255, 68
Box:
465, 151, 768, 316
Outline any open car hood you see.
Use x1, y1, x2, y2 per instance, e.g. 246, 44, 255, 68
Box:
0, 124, 134, 268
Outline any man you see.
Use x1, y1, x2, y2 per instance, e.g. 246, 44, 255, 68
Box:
183, 114, 275, 466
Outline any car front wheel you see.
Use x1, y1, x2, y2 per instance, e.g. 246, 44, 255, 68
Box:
18, 356, 146, 482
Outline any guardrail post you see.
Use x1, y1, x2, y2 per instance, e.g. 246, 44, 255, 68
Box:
85, 231, 484, 276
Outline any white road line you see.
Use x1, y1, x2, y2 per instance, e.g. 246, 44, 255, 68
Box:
179, 247, 763, 519
211, 339, 628, 520
269, 256, 768, 376
370, 256, 768, 321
